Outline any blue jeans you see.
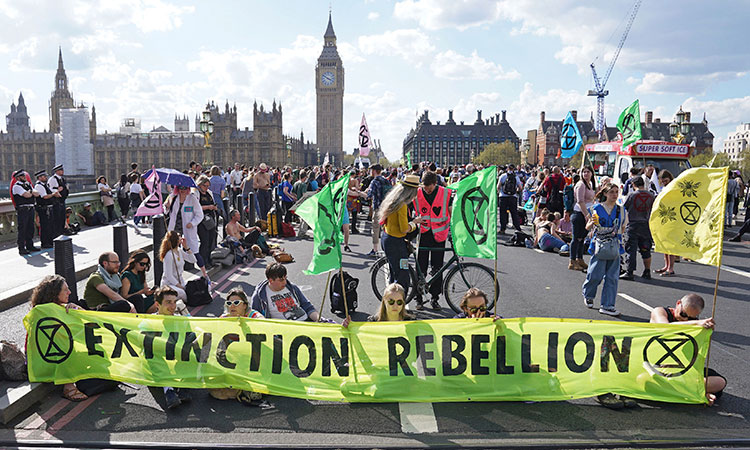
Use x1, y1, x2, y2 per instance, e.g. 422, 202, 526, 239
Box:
382, 233, 410, 292
582, 254, 619, 309
570, 211, 587, 261
538, 233, 566, 252
726, 198, 735, 225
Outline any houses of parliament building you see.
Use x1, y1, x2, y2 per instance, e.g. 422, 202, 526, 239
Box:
1, 49, 318, 186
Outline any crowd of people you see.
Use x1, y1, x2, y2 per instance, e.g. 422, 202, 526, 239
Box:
18, 157, 738, 410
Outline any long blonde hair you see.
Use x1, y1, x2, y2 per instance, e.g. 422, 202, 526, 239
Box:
374, 283, 411, 322
377, 183, 418, 224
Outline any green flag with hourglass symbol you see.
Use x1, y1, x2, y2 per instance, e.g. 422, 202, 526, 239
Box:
617, 99, 642, 149
447, 166, 497, 259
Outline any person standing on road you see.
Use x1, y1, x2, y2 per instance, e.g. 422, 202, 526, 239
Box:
365, 164, 389, 256
209, 165, 228, 224
159, 231, 197, 302
47, 164, 69, 238
569, 166, 596, 272
229, 162, 244, 211
377, 174, 423, 293
497, 165, 522, 234
114, 173, 130, 221
414, 170, 451, 311
620, 176, 654, 281
97, 176, 116, 223
196, 175, 219, 265
254, 163, 272, 220
655, 170, 676, 276
582, 182, 625, 317
164, 186, 208, 280
541, 166, 566, 215
11, 170, 39, 254
650, 293, 726, 405
34, 169, 59, 249
129, 174, 145, 226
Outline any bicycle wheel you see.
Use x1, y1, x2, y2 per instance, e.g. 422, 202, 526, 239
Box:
370, 257, 418, 303
442, 262, 498, 314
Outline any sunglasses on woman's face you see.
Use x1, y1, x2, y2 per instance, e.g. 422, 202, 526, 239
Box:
467, 306, 487, 313
225, 299, 244, 307
387, 299, 404, 306
137, 261, 149, 267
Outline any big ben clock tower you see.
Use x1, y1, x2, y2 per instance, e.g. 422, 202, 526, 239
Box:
316, 12, 344, 165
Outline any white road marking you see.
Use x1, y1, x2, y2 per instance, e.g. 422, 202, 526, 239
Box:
534, 249, 545, 254
399, 402, 438, 434
617, 293, 654, 312
720, 265, 750, 279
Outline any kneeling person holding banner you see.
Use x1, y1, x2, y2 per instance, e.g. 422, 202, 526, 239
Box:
153, 286, 192, 409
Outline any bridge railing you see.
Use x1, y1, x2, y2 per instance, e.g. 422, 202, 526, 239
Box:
0, 191, 128, 243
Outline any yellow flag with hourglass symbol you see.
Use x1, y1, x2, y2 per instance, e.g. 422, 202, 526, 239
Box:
649, 167, 728, 266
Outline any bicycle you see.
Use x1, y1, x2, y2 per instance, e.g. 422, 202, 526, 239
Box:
369, 240, 498, 314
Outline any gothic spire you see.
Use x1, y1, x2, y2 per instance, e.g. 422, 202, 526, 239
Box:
58, 46, 64, 70
324, 11, 336, 39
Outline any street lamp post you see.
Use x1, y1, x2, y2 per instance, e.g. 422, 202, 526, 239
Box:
669, 106, 690, 144
199, 106, 214, 165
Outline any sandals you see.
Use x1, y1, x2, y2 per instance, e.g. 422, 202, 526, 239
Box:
654, 268, 668, 274
659, 271, 675, 277
62, 384, 88, 402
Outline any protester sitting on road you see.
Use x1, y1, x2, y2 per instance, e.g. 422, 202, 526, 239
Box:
83, 252, 137, 312
165, 184, 209, 280
377, 174, 423, 292
582, 182, 626, 317
64, 207, 80, 235
535, 212, 569, 254
77, 202, 107, 227
225, 209, 269, 258
650, 293, 726, 405
655, 170, 676, 276
453, 288, 500, 319
120, 250, 158, 314
30, 275, 87, 401
555, 212, 572, 241
343, 283, 413, 328
159, 230, 196, 302
152, 286, 192, 410
250, 262, 320, 321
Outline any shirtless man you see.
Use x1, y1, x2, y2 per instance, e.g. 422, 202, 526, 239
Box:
225, 209, 264, 257
650, 293, 726, 405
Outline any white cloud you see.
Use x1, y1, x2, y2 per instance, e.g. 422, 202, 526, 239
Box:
367, 12, 380, 20
431, 50, 519, 80
682, 96, 750, 129
634, 71, 748, 95
358, 29, 435, 61
394, 0, 500, 31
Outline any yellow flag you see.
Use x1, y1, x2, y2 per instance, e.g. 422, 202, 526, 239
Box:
649, 167, 728, 266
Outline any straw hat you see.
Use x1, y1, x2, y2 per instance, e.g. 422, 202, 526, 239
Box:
401, 174, 420, 188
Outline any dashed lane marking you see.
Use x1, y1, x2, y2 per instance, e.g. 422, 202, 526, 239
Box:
534, 249, 545, 254
399, 402, 438, 434
617, 293, 654, 312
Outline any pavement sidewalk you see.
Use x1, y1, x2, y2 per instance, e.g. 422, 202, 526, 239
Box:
0, 223, 153, 311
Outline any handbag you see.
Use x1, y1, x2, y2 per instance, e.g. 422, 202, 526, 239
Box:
593, 206, 621, 260
201, 214, 216, 231
273, 251, 294, 263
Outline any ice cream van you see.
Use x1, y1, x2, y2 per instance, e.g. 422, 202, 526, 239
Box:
583, 140, 692, 189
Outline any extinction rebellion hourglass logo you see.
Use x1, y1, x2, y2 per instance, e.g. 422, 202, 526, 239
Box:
35, 317, 73, 364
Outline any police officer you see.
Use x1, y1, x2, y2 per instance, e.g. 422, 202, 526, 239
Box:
34, 169, 60, 249
11, 170, 39, 255
47, 164, 69, 238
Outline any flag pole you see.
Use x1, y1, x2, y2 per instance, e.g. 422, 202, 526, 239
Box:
339, 268, 351, 322
318, 271, 333, 322
494, 166, 499, 317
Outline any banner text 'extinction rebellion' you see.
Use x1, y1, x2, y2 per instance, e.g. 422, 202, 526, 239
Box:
25, 304, 710, 403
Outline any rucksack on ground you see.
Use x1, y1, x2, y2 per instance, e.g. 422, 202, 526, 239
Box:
502, 174, 517, 196
185, 277, 212, 307
330, 271, 358, 314
504, 231, 532, 247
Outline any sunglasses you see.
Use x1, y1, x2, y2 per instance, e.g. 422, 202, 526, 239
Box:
137, 261, 150, 267
386, 299, 404, 306
178, 186, 189, 191
467, 306, 487, 313
225, 299, 245, 307
679, 310, 698, 321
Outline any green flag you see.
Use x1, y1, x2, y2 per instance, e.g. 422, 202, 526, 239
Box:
406, 151, 412, 167
447, 166, 497, 259
617, 99, 642, 149
295, 174, 350, 274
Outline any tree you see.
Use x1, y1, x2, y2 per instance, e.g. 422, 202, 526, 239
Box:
474, 142, 519, 167
739, 148, 750, 179
689, 151, 733, 169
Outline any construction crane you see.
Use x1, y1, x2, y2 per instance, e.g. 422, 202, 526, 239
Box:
588, 0, 642, 139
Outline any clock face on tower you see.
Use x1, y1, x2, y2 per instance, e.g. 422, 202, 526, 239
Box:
321, 71, 335, 86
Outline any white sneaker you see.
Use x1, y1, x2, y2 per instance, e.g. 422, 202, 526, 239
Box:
599, 307, 620, 317
584, 298, 594, 308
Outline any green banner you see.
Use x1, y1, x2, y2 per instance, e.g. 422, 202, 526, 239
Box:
295, 174, 350, 275
617, 99, 642, 149
448, 166, 497, 259
25, 304, 710, 404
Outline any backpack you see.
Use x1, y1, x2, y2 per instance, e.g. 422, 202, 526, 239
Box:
547, 177, 565, 212
185, 277, 212, 307
378, 176, 392, 200
0, 340, 27, 381
280, 222, 296, 238
563, 184, 575, 212
502, 173, 517, 196
504, 231, 532, 247
116, 184, 128, 199
330, 271, 359, 314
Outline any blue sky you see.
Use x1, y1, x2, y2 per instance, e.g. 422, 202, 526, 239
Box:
1, 0, 748, 161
